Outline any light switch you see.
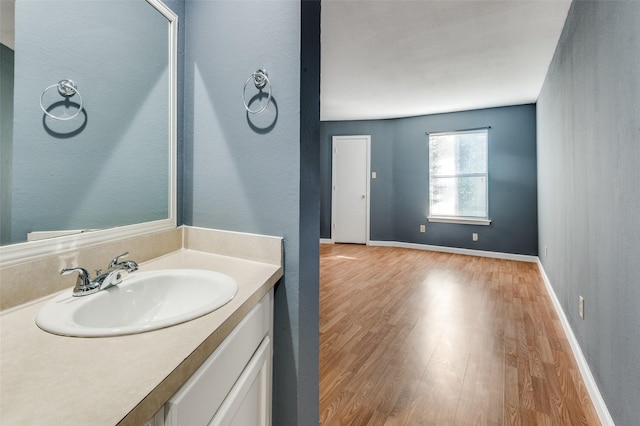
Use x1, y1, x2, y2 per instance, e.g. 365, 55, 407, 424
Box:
371, 172, 377, 179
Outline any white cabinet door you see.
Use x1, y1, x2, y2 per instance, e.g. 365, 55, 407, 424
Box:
210, 335, 272, 426
165, 290, 273, 426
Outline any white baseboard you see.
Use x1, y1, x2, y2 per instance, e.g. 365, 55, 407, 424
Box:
536, 260, 615, 426
319, 238, 333, 244
367, 240, 538, 263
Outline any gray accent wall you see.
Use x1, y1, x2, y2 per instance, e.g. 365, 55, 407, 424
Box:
299, 1, 321, 422
183, 1, 319, 424
320, 119, 396, 241
321, 104, 538, 255
537, 2, 640, 424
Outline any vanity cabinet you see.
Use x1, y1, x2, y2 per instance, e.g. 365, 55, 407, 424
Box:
145, 290, 273, 426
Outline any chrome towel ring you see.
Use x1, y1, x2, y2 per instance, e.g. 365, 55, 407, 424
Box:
242, 69, 271, 114
40, 79, 84, 121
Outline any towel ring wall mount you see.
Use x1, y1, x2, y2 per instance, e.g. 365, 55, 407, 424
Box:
242, 69, 271, 114
40, 80, 84, 121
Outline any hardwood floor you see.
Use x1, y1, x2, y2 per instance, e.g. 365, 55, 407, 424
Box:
319, 244, 600, 425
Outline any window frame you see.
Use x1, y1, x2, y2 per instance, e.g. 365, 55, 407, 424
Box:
427, 128, 491, 226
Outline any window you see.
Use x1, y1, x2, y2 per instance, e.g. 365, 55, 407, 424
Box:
428, 128, 490, 225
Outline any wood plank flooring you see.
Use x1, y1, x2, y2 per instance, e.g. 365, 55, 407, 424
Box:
319, 244, 600, 425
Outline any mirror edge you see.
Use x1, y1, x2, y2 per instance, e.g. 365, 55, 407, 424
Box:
0, 0, 178, 268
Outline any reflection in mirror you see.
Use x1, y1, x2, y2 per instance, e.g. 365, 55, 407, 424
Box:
0, 0, 177, 265
1, 0, 15, 246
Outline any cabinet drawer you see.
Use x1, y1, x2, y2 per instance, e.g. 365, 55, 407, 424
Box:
165, 292, 272, 426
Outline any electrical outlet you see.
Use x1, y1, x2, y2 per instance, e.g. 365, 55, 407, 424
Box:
472, 233, 478, 242
371, 171, 377, 179
419, 224, 426, 233
579, 296, 585, 319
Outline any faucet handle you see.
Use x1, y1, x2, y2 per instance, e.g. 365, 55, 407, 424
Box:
61, 267, 90, 284
108, 251, 138, 273
61, 267, 96, 296
108, 252, 130, 268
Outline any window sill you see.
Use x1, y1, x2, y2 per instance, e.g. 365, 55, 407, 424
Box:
427, 216, 491, 226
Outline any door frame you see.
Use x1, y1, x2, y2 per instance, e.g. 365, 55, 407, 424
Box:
331, 135, 371, 245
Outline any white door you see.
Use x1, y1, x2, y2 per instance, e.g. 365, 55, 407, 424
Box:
332, 135, 370, 244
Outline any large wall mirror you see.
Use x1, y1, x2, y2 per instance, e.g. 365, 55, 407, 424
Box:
0, 0, 177, 266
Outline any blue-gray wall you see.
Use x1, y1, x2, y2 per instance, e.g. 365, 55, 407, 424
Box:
299, 0, 321, 422
183, 1, 319, 424
321, 104, 538, 255
537, 2, 640, 425
9, 0, 169, 243
320, 119, 396, 242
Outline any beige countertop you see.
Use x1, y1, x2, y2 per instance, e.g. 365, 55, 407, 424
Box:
0, 248, 282, 425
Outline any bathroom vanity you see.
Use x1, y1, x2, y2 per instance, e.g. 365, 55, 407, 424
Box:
149, 289, 273, 426
0, 1, 284, 422
0, 227, 282, 425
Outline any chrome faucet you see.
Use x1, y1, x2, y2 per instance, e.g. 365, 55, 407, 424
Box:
61, 252, 139, 297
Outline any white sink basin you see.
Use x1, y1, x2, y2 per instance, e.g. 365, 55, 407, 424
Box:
36, 269, 238, 337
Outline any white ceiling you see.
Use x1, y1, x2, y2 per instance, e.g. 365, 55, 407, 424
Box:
320, 0, 572, 121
